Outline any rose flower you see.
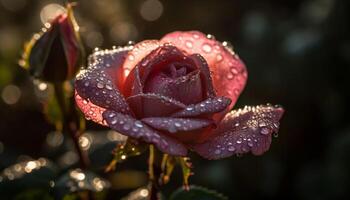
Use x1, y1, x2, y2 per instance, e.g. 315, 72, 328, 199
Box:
75, 31, 284, 159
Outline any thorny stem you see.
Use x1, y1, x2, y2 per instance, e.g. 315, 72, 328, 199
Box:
54, 83, 90, 169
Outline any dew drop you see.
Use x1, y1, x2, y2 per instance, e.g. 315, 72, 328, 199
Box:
228, 146, 236, 152
230, 67, 238, 75
260, 127, 270, 135
226, 73, 234, 80
134, 121, 143, 128
84, 82, 90, 87
236, 140, 242, 144
128, 54, 134, 61
202, 43, 212, 53
214, 149, 221, 155
185, 41, 193, 48
111, 119, 117, 125
108, 113, 116, 118
206, 34, 215, 40
216, 54, 223, 62
105, 84, 113, 90
123, 124, 131, 131
97, 82, 104, 89
174, 122, 181, 128
186, 107, 194, 111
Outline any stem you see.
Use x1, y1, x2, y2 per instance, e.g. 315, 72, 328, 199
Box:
54, 83, 90, 169
148, 145, 159, 200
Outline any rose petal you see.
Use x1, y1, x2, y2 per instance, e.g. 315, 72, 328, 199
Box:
75, 48, 132, 116
103, 110, 187, 156
142, 117, 213, 134
123, 44, 196, 98
171, 96, 231, 118
193, 104, 284, 160
144, 70, 203, 105
189, 54, 216, 98
161, 31, 247, 108
127, 93, 186, 118
121, 40, 161, 85
75, 92, 106, 125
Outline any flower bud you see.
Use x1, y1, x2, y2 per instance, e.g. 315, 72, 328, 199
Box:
20, 4, 84, 82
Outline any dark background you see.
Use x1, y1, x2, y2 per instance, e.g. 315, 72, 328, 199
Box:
1, 0, 350, 199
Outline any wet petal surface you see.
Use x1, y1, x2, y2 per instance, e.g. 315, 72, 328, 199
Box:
127, 93, 186, 118
193, 104, 284, 160
103, 110, 187, 156
75, 92, 106, 125
171, 96, 231, 118
142, 117, 213, 134
161, 31, 247, 108
75, 48, 132, 116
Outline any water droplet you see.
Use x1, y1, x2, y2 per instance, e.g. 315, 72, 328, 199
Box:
273, 132, 279, 138
83, 100, 88, 105
236, 140, 242, 144
128, 54, 134, 61
97, 82, 104, 89
226, 73, 234, 80
193, 34, 199, 39
260, 127, 270, 135
216, 54, 223, 62
108, 118, 118, 125
105, 84, 113, 90
186, 107, 194, 111
108, 113, 116, 118
206, 34, 215, 40
185, 41, 193, 48
230, 67, 238, 75
84, 82, 90, 87
214, 149, 221, 154
202, 43, 212, 53
123, 124, 131, 131
258, 122, 267, 127
134, 121, 143, 128
228, 146, 236, 152
248, 142, 254, 147
174, 122, 181, 127
141, 59, 149, 67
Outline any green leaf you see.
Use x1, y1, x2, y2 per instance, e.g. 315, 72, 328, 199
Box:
169, 185, 228, 200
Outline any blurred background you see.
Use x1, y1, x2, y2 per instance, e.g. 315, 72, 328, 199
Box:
1, 0, 350, 199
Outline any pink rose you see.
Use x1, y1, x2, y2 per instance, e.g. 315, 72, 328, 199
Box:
75, 31, 284, 159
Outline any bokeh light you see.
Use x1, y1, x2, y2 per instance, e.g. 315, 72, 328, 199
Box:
140, 0, 163, 21
1, 84, 21, 105
40, 4, 66, 24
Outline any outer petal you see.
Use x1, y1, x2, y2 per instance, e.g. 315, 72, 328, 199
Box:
75, 48, 133, 123
127, 93, 186, 118
161, 31, 247, 108
75, 92, 106, 125
189, 54, 216, 98
142, 117, 213, 134
193, 104, 284, 160
121, 40, 161, 85
171, 96, 231, 118
103, 110, 187, 156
